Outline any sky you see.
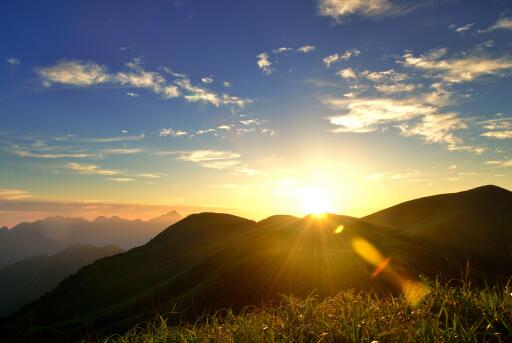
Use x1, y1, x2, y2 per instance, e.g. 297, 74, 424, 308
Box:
1, 0, 512, 226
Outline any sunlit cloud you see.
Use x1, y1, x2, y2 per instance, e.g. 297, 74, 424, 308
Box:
362, 69, 409, 82
375, 83, 418, 93
402, 48, 512, 83
257, 52, 272, 75
66, 162, 120, 176
485, 160, 512, 168
38, 60, 248, 107
105, 177, 134, 182
481, 17, 512, 32
324, 94, 484, 153
38, 60, 110, 86
9, 149, 95, 159
296, 45, 316, 53
176, 150, 241, 162
0, 188, 32, 200
337, 68, 357, 79
199, 160, 241, 169
323, 54, 340, 68
159, 128, 188, 137
481, 130, 512, 139
318, 0, 419, 22
340, 48, 360, 61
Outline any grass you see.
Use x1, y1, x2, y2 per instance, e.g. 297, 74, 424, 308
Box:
99, 277, 512, 342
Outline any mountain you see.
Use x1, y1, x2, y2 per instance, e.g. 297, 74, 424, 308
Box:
2, 186, 512, 341
0, 244, 124, 317
0, 212, 182, 267
363, 185, 512, 274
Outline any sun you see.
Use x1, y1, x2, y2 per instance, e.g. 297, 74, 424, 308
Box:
300, 187, 332, 216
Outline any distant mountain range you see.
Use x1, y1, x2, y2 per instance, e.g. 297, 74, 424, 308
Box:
0, 244, 124, 317
1, 185, 511, 342
0, 211, 182, 267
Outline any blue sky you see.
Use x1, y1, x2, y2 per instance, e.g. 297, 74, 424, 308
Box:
1, 0, 512, 225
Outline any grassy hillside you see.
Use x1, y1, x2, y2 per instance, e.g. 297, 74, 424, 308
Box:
102, 278, 512, 342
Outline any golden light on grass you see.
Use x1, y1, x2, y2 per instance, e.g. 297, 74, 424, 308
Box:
351, 237, 429, 306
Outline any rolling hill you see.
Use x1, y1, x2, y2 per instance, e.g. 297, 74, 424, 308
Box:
0, 211, 182, 267
1, 186, 511, 342
0, 244, 124, 317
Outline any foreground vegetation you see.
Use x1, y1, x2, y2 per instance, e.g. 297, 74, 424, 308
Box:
101, 278, 512, 342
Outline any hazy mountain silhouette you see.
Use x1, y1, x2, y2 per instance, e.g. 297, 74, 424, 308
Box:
0, 212, 182, 267
0, 244, 123, 317
2, 186, 512, 341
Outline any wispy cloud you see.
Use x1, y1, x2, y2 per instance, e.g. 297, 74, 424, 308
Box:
402, 48, 512, 83
159, 128, 188, 137
37, 60, 248, 107
7, 57, 20, 66
318, 0, 418, 22
0, 188, 32, 200
176, 150, 241, 162
9, 149, 96, 159
375, 83, 418, 93
297, 45, 316, 53
66, 162, 120, 176
101, 148, 143, 155
105, 177, 134, 182
323, 49, 360, 68
83, 134, 145, 143
481, 17, 512, 33
449, 23, 474, 33
324, 89, 484, 154
481, 131, 512, 139
38, 60, 110, 86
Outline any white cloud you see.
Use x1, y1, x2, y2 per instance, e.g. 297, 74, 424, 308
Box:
126, 92, 138, 97
484, 17, 512, 32
323, 54, 340, 68
199, 160, 241, 169
159, 128, 188, 137
485, 160, 512, 168
38, 61, 248, 107
402, 49, 512, 83
38, 60, 110, 86
362, 69, 409, 82
340, 48, 360, 61
223, 81, 231, 87
7, 57, 20, 66
0, 188, 32, 200
318, 0, 397, 22
257, 52, 272, 75
375, 83, 417, 93
297, 45, 316, 53
324, 94, 483, 153
201, 76, 214, 84
272, 47, 293, 54
217, 125, 231, 130
66, 162, 120, 176
450, 23, 474, 33
176, 150, 241, 162
337, 68, 357, 79
481, 130, 512, 139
